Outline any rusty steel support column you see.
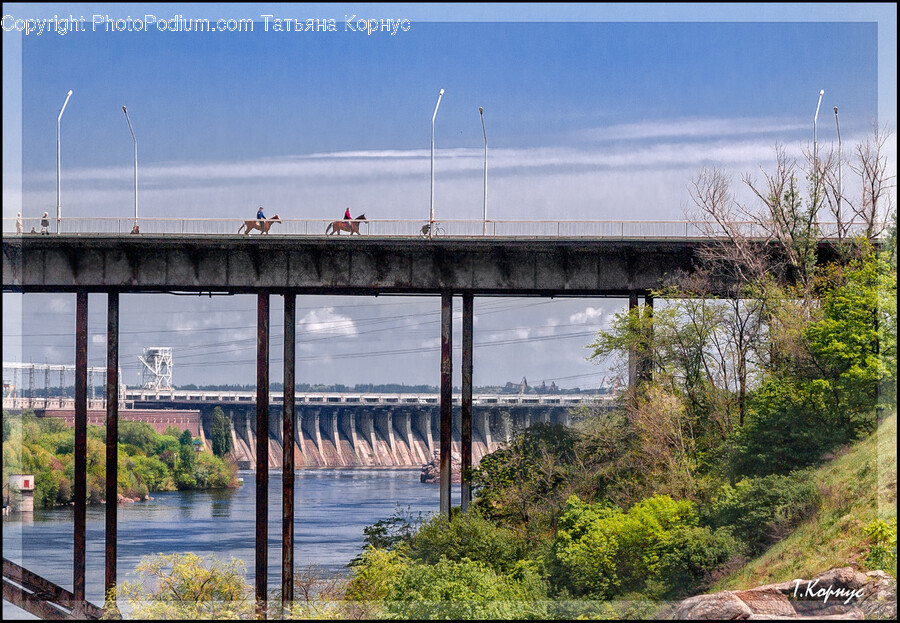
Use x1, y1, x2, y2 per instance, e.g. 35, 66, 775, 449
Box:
105, 291, 119, 607
439, 292, 452, 517
256, 292, 269, 618
282, 292, 295, 614
461, 293, 473, 512
628, 292, 638, 389
73, 291, 87, 616
642, 295, 654, 383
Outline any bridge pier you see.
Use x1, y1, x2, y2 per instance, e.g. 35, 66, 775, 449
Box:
255, 292, 269, 616
104, 292, 119, 608
74, 291, 87, 618
282, 293, 295, 612
461, 293, 473, 511
440, 292, 452, 517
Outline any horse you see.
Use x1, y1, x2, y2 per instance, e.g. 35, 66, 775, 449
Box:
238, 214, 280, 234
325, 213, 367, 235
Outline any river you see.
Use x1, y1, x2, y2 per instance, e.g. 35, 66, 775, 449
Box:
2, 468, 457, 619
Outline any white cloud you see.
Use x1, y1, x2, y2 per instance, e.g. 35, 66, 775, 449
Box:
569, 307, 604, 324
300, 307, 358, 336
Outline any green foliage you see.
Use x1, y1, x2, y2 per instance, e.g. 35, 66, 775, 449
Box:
703, 471, 820, 554
806, 250, 897, 416
345, 547, 409, 606
114, 553, 252, 619
210, 407, 233, 458
161, 425, 182, 438
727, 376, 844, 477
728, 251, 895, 478
381, 556, 548, 620
471, 422, 579, 532
549, 493, 738, 601
354, 505, 422, 558
862, 517, 897, 577
655, 525, 744, 598
408, 508, 532, 575
118, 421, 157, 454
2, 411, 236, 508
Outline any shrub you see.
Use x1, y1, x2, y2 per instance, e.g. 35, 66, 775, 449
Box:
383, 556, 548, 620
115, 553, 251, 619
703, 470, 820, 554
550, 494, 702, 599
118, 421, 157, 454
862, 517, 897, 577
655, 525, 744, 598
727, 377, 844, 477
409, 508, 531, 574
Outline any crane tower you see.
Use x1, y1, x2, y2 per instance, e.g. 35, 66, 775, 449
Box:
139, 347, 173, 390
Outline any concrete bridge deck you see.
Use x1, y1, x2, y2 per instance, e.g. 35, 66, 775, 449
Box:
5, 233, 702, 295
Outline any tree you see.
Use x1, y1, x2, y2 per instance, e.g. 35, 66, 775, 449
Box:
113, 553, 252, 619
210, 407, 233, 458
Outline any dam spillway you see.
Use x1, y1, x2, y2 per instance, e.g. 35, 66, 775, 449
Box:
205, 400, 592, 469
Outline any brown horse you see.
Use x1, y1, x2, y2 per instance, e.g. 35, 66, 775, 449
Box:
325, 213, 367, 235
238, 214, 280, 234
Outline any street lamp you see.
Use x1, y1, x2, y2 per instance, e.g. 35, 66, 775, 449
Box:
122, 106, 139, 233
56, 89, 73, 234
430, 88, 444, 231
814, 89, 824, 171
479, 107, 487, 235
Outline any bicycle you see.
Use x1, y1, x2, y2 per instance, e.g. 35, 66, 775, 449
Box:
420, 221, 445, 237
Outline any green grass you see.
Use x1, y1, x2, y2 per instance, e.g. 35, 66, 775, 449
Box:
713, 410, 897, 590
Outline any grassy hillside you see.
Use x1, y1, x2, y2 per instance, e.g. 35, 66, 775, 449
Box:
713, 410, 897, 590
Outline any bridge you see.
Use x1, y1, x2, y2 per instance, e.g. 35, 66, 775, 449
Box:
1, 219, 852, 616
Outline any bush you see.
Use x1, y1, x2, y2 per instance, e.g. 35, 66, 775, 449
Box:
655, 525, 744, 598
383, 556, 548, 620
727, 377, 844, 477
115, 553, 251, 619
862, 518, 897, 577
703, 471, 820, 554
550, 494, 700, 599
345, 547, 409, 606
409, 508, 532, 574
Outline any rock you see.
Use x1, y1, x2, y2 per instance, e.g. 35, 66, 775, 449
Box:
856, 570, 897, 620
420, 451, 461, 484
733, 588, 795, 617
672, 590, 753, 620
673, 568, 895, 620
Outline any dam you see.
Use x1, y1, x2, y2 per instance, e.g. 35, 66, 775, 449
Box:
201, 395, 598, 469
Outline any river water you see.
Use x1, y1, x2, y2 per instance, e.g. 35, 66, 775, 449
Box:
3, 469, 456, 619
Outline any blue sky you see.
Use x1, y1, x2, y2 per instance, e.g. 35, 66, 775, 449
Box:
2, 3, 897, 389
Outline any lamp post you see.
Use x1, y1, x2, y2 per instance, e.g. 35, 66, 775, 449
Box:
122, 106, 138, 233
814, 89, 824, 172
430, 89, 444, 232
479, 107, 487, 235
57, 89, 73, 234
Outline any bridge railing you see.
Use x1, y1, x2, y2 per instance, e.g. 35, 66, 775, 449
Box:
3, 217, 879, 239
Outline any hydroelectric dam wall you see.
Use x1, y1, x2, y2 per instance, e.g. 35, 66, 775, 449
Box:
185, 398, 603, 469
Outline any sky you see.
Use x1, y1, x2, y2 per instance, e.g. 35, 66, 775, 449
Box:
2, 3, 897, 391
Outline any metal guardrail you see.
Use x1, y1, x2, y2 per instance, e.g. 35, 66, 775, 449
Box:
2, 217, 880, 239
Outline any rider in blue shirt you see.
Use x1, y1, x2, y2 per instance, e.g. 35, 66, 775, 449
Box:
257, 207, 265, 220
